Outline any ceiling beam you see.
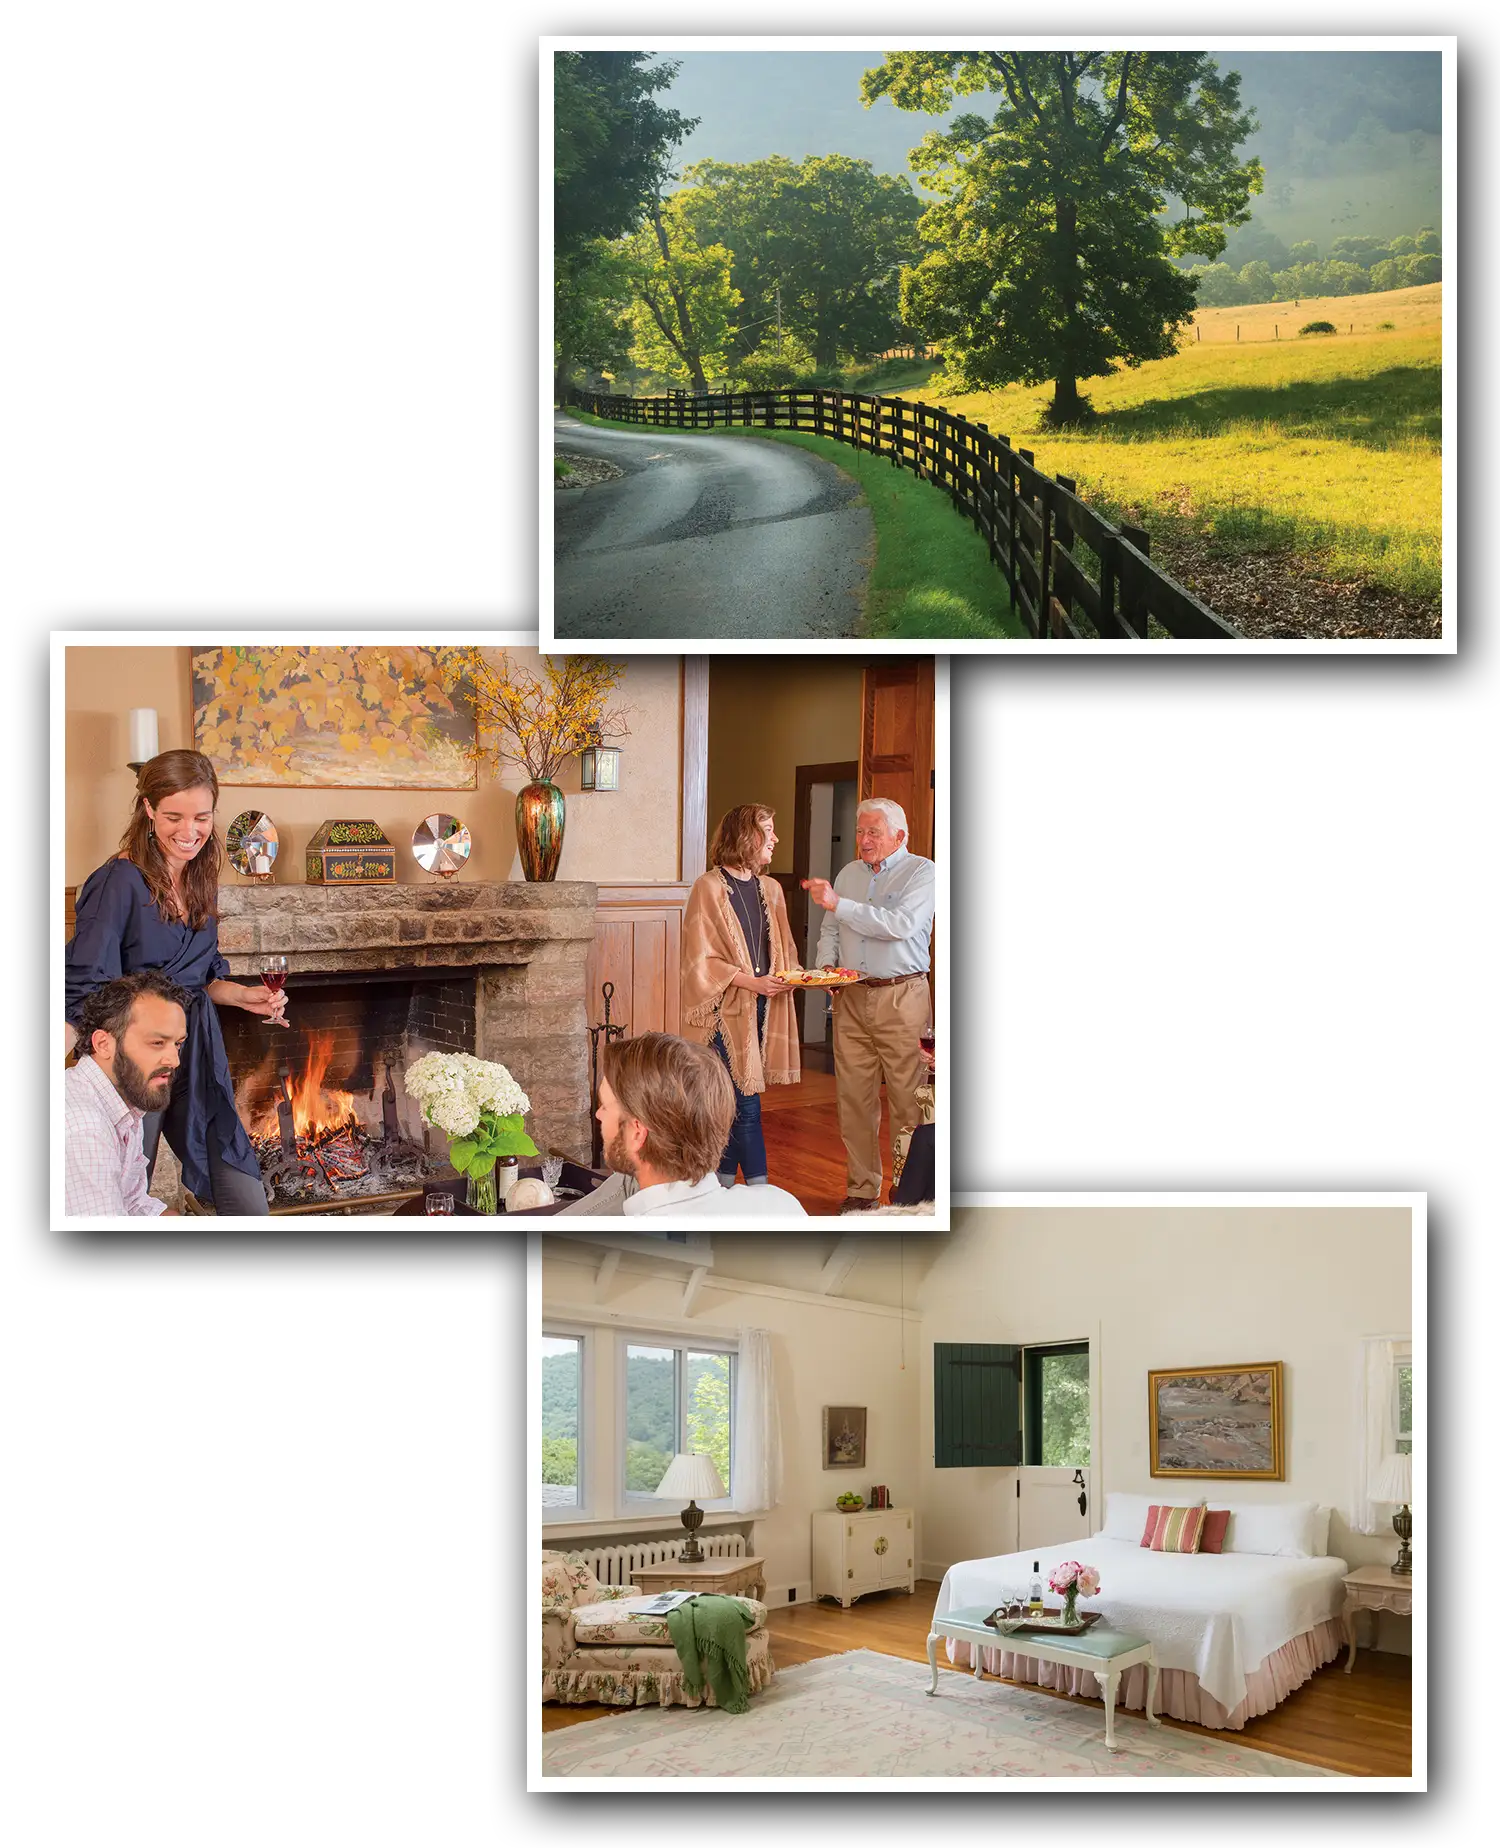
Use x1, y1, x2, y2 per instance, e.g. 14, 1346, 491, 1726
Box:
817, 1236, 862, 1297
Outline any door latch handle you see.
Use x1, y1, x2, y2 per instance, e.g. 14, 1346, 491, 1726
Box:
1072, 1468, 1087, 1518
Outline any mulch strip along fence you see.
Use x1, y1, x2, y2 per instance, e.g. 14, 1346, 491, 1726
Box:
567, 386, 1240, 640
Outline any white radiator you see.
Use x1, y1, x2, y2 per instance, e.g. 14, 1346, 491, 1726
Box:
571, 1533, 748, 1586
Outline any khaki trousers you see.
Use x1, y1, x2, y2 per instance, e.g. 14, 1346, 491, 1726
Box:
832, 975, 929, 1200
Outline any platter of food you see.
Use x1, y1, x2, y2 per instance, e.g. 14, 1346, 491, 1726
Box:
773, 967, 863, 989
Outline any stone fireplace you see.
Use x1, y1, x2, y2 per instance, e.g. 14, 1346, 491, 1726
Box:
216, 881, 598, 1201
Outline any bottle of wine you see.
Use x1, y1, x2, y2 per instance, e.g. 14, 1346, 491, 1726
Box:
1028, 1562, 1045, 1617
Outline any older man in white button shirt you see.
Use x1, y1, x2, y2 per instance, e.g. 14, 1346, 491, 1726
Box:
804, 797, 935, 1212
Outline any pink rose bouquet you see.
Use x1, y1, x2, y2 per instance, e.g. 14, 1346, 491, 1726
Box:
1048, 1560, 1101, 1623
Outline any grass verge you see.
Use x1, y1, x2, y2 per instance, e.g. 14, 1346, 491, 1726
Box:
561, 409, 1020, 640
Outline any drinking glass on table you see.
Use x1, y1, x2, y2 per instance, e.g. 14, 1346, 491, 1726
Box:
542, 1155, 564, 1190
425, 1191, 456, 1216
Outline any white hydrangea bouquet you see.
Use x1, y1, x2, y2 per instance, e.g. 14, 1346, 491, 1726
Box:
403, 1052, 538, 1212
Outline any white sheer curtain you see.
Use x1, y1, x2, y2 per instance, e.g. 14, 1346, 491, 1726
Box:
1352, 1335, 1398, 1534
732, 1327, 783, 1514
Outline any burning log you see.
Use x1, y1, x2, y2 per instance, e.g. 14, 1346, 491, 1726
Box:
315, 1127, 371, 1190
277, 1072, 297, 1156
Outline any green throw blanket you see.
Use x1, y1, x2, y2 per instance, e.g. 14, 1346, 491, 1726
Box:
664, 1595, 756, 1714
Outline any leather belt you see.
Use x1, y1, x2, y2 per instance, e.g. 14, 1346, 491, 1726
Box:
859, 972, 926, 989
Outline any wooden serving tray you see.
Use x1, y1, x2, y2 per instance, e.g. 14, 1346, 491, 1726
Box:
984, 1608, 1102, 1636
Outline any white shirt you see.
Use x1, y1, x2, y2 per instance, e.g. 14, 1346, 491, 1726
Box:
64, 1053, 166, 1216
814, 844, 936, 977
623, 1174, 808, 1219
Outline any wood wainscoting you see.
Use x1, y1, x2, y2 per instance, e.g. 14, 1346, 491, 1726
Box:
583, 883, 692, 1041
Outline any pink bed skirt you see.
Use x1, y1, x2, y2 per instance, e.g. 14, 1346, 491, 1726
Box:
946, 1617, 1345, 1732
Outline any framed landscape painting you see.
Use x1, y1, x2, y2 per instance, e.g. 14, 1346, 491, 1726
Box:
822, 1406, 867, 1470
1148, 1362, 1284, 1480
192, 646, 477, 789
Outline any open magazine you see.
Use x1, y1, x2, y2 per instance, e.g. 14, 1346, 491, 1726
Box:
634, 1591, 697, 1615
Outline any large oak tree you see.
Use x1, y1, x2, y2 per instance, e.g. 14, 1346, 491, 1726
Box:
862, 51, 1262, 423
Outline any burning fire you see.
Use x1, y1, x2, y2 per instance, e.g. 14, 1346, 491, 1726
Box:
237, 1030, 358, 1143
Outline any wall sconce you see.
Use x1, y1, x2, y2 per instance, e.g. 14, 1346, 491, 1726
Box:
127, 708, 159, 772
578, 729, 622, 792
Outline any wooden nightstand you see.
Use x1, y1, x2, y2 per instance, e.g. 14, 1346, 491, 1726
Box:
1342, 1565, 1413, 1672
628, 1556, 767, 1602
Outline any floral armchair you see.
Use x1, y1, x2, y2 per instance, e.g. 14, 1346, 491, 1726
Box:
541, 1550, 775, 1710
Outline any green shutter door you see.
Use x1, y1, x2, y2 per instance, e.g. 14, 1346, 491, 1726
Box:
934, 1343, 1022, 1467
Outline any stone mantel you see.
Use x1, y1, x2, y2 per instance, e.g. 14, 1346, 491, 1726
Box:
216, 881, 600, 1161
216, 879, 598, 973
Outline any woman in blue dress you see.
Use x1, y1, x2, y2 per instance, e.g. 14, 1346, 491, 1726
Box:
65, 749, 287, 1214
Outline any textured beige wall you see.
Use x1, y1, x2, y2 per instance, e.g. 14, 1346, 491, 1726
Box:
707, 659, 864, 874
64, 646, 682, 887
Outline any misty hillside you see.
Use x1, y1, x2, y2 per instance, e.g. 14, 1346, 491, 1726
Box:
653, 48, 1441, 252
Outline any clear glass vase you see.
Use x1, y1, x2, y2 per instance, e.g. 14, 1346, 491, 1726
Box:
466, 1168, 498, 1215
1062, 1588, 1080, 1626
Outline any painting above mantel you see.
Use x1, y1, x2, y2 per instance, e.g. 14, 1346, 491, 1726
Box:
192, 645, 478, 789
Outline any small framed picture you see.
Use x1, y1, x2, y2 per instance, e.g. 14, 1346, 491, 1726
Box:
823, 1405, 867, 1469
1148, 1362, 1284, 1480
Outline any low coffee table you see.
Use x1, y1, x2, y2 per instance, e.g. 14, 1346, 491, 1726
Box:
629, 1556, 767, 1603
928, 1605, 1160, 1751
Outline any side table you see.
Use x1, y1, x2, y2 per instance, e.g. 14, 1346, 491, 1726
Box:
1342, 1565, 1413, 1672
629, 1556, 767, 1603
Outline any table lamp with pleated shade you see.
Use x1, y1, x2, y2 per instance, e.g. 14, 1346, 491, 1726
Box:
654, 1452, 726, 1563
1371, 1452, 1414, 1576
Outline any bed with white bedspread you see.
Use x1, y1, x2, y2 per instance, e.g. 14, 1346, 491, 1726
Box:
935, 1534, 1348, 1730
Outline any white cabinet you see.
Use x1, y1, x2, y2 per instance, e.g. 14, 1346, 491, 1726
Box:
812, 1508, 916, 1608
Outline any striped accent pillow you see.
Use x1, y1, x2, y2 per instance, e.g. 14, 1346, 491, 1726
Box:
1142, 1504, 1207, 1553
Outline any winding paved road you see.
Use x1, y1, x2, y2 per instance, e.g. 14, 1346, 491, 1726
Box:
553, 413, 872, 640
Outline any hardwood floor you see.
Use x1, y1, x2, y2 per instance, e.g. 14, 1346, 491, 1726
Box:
543, 1581, 1413, 1775
759, 1061, 896, 1215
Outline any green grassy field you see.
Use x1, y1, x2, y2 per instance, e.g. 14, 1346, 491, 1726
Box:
561, 410, 1020, 640
926, 287, 1441, 602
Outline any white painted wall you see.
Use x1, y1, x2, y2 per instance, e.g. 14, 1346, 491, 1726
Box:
541, 1242, 922, 1605
916, 1205, 1415, 1650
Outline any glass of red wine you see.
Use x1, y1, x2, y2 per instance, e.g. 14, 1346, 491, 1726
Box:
260, 954, 288, 1018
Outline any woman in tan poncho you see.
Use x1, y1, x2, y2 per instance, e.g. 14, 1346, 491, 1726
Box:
682, 804, 802, 1186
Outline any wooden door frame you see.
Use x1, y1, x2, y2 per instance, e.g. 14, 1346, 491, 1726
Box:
790, 758, 858, 1042
681, 657, 710, 881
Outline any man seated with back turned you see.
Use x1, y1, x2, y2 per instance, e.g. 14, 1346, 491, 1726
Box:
64, 970, 189, 1216
597, 1033, 807, 1218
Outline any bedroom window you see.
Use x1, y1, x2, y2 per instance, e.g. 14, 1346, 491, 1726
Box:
1394, 1360, 1414, 1455
1022, 1341, 1091, 1467
541, 1331, 586, 1515
623, 1339, 735, 1506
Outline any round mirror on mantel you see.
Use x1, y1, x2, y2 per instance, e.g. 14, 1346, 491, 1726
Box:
226, 811, 279, 881
412, 813, 472, 879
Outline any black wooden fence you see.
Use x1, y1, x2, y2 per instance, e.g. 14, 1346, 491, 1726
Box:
565, 386, 1240, 640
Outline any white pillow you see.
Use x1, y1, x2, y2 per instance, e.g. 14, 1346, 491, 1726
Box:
1310, 1506, 1332, 1557
1098, 1492, 1160, 1543
1213, 1500, 1320, 1557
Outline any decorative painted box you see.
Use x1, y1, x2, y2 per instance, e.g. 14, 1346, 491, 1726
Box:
305, 819, 397, 885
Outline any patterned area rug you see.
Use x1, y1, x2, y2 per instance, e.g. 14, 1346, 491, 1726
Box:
541, 1648, 1341, 1779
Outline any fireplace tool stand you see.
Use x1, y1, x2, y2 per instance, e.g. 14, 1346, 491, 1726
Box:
587, 981, 627, 1170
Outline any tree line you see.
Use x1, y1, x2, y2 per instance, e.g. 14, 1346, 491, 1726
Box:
555, 56, 925, 399
1187, 227, 1441, 307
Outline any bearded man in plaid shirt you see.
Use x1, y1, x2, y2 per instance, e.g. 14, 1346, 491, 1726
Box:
65, 971, 189, 1216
